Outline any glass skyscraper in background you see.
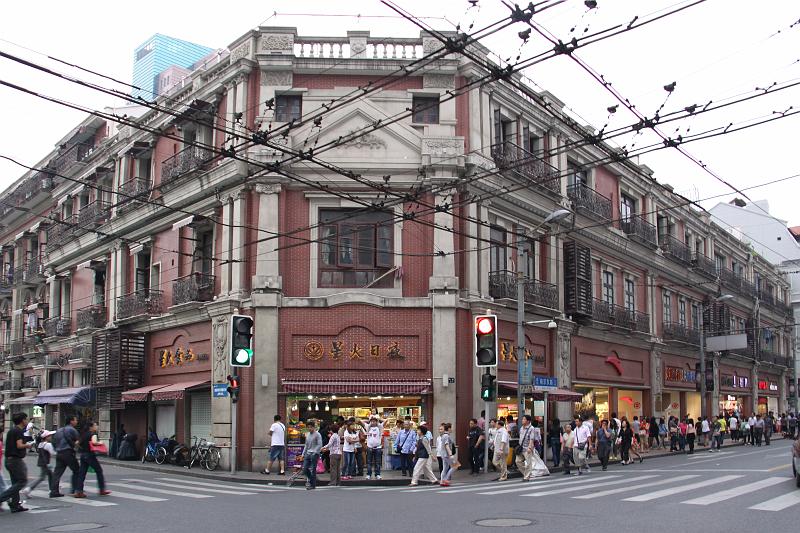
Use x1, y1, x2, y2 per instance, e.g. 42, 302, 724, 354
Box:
132, 34, 214, 100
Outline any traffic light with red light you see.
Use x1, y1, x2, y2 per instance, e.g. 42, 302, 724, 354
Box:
227, 374, 240, 404
474, 314, 498, 367
230, 314, 254, 367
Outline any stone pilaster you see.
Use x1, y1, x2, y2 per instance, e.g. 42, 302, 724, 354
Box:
251, 183, 282, 290
750, 362, 759, 416
651, 345, 663, 415
711, 353, 721, 416
207, 299, 239, 470
250, 291, 280, 471
555, 319, 577, 421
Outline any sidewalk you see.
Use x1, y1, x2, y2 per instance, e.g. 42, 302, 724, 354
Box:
102, 434, 785, 487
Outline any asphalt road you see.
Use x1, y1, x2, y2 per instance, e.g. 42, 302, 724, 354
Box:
3, 439, 798, 533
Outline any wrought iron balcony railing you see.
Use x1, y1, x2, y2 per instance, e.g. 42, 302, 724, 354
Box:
662, 321, 701, 345
590, 298, 650, 333
116, 289, 163, 320
117, 177, 151, 210
14, 258, 45, 285
43, 316, 71, 338
660, 234, 691, 264
489, 270, 559, 309
46, 216, 76, 251
0, 379, 21, 391
758, 290, 776, 309
74, 200, 109, 235
70, 343, 92, 366
739, 278, 757, 298
620, 214, 658, 247
76, 304, 107, 330
691, 252, 717, 279
172, 272, 216, 306
54, 143, 94, 175
490, 141, 560, 193
567, 184, 612, 221
718, 267, 743, 292
161, 146, 213, 186
21, 375, 41, 390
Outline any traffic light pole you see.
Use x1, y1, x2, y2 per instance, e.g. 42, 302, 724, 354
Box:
483, 368, 492, 475
230, 368, 238, 474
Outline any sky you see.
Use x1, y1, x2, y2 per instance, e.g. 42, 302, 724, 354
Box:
1, 0, 799, 229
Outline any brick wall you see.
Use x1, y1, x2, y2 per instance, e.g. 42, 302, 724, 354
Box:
402, 194, 434, 297
279, 189, 310, 296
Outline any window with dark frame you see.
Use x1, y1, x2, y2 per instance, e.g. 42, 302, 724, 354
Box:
521, 240, 536, 280
663, 290, 672, 323
275, 94, 302, 122
412, 95, 440, 124
489, 227, 507, 273
691, 303, 700, 330
568, 163, 587, 188
620, 194, 636, 221
602, 270, 614, 306
624, 278, 635, 311
679, 299, 687, 326
318, 209, 394, 288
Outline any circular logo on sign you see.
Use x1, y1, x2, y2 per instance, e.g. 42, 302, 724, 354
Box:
633, 401, 641, 409
304, 341, 324, 361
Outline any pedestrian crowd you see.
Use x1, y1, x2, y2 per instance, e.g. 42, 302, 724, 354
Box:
0, 412, 110, 513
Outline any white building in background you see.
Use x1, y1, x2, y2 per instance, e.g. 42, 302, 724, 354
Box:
710, 199, 800, 410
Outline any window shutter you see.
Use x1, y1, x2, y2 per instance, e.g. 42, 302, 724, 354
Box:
522, 126, 530, 152
563, 240, 592, 317
376, 224, 393, 268
493, 109, 502, 148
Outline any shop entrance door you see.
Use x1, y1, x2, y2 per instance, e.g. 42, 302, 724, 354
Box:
190, 391, 212, 442
155, 404, 176, 440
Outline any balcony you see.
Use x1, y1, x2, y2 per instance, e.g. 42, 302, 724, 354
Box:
21, 375, 41, 391
76, 304, 107, 330
740, 278, 757, 298
660, 235, 691, 264
567, 184, 612, 221
1, 379, 21, 392
729, 345, 756, 360
43, 316, 71, 338
759, 348, 789, 366
117, 177, 151, 211
5, 168, 54, 213
116, 289, 163, 320
620, 215, 658, 247
161, 146, 212, 187
46, 216, 76, 251
718, 267, 743, 292
662, 321, 701, 345
172, 272, 216, 306
758, 290, 776, 310
590, 298, 650, 333
0, 275, 11, 295
14, 258, 45, 286
74, 200, 109, 235
69, 343, 92, 366
489, 270, 559, 309
490, 141, 560, 193
691, 252, 717, 279
54, 143, 94, 175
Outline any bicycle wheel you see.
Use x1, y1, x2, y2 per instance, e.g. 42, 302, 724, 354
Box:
155, 447, 167, 465
203, 447, 221, 471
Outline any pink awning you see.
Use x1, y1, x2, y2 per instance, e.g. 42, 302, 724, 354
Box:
121, 384, 169, 402
151, 380, 209, 401
281, 379, 432, 395
498, 382, 583, 402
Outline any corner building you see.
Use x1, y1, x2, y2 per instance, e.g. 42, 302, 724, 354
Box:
0, 26, 793, 471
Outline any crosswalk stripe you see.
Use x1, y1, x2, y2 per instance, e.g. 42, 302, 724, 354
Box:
82, 483, 168, 502
476, 475, 622, 496
30, 490, 116, 507
157, 477, 285, 492
622, 475, 743, 502
106, 482, 213, 498
523, 475, 659, 497
573, 475, 700, 499
682, 477, 788, 505
121, 479, 257, 495
748, 490, 800, 511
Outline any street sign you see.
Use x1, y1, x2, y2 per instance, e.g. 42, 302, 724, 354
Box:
534, 375, 558, 391
212, 383, 229, 398
519, 384, 534, 394
520, 359, 533, 386
705, 333, 747, 352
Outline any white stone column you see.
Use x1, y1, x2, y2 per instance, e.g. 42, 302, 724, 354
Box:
251, 293, 280, 471
229, 190, 248, 298
555, 321, 576, 421
252, 184, 281, 289
208, 301, 236, 469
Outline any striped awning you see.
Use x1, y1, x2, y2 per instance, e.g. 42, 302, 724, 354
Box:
151, 380, 209, 401
281, 379, 432, 395
121, 384, 169, 402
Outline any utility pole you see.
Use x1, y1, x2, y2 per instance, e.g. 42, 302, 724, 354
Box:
516, 234, 526, 421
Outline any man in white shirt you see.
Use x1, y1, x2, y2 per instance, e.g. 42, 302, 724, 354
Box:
262, 414, 286, 475
363, 416, 385, 480
573, 418, 592, 475
493, 419, 510, 481
728, 415, 739, 441
515, 415, 535, 481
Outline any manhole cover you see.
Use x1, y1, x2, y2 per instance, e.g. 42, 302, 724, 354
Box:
45, 524, 105, 532
476, 518, 534, 527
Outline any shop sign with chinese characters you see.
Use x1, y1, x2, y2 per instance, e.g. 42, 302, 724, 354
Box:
499, 340, 546, 366
159, 346, 210, 368
721, 374, 750, 389
757, 380, 779, 391
303, 340, 404, 361
665, 366, 697, 384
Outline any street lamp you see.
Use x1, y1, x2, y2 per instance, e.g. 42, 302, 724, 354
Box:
700, 293, 734, 418
517, 209, 571, 420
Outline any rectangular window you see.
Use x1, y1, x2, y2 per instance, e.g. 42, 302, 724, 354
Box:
624, 278, 635, 311
691, 303, 700, 330
521, 240, 536, 280
568, 163, 587, 188
193, 228, 214, 275
602, 270, 614, 305
275, 95, 302, 122
490, 227, 507, 273
412, 95, 440, 124
714, 254, 725, 273
663, 290, 672, 323
135, 250, 151, 294
620, 194, 636, 222
318, 209, 394, 288
679, 299, 687, 326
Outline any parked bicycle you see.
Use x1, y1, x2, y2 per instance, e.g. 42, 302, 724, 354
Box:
185, 436, 221, 471
155, 435, 181, 465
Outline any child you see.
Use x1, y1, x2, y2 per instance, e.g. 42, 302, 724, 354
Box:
21, 430, 56, 497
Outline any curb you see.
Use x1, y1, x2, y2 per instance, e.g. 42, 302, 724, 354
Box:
100, 435, 784, 487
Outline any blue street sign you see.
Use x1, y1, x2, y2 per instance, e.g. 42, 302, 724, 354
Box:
213, 383, 229, 398
520, 359, 533, 386
534, 376, 558, 390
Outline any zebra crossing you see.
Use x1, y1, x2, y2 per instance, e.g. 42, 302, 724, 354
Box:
362, 471, 800, 512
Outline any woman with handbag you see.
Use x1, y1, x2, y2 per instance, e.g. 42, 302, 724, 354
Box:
618, 418, 633, 465
410, 426, 437, 485
437, 423, 457, 487
73, 420, 110, 498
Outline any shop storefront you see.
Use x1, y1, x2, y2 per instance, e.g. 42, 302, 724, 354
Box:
572, 337, 651, 421
757, 371, 781, 415
120, 323, 212, 450
33, 386, 97, 429
662, 353, 701, 420
718, 363, 752, 416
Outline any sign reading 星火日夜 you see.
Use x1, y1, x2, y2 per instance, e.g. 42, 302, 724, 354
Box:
498, 341, 546, 365
303, 340, 405, 361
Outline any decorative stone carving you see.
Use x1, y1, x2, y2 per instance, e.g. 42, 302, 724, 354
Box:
351, 41, 366, 57
423, 74, 455, 90
260, 34, 293, 52
212, 315, 229, 384
253, 183, 280, 195
558, 331, 571, 386
422, 137, 464, 156
261, 71, 292, 87
422, 38, 440, 55
341, 130, 386, 150
230, 41, 251, 63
